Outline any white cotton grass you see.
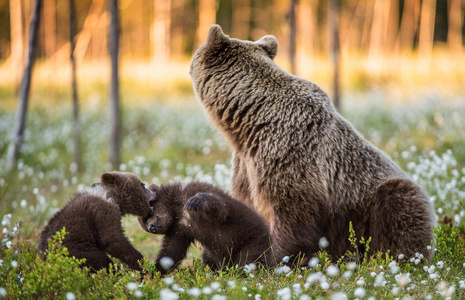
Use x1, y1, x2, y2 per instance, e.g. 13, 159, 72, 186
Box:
318, 237, 329, 248
326, 265, 339, 277
244, 263, 256, 273
159, 288, 178, 300
353, 287, 366, 298
159, 257, 175, 271
187, 288, 201, 297
308, 257, 319, 268
65, 292, 76, 300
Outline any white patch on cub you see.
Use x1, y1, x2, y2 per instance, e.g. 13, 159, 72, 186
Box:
87, 184, 114, 203
179, 210, 191, 227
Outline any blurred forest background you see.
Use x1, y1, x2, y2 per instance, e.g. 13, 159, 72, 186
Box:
0, 0, 464, 170
0, 0, 464, 98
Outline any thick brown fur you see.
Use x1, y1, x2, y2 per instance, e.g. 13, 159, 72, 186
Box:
37, 172, 155, 272
138, 181, 274, 274
189, 25, 435, 262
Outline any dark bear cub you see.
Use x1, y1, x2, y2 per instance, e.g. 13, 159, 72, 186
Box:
138, 181, 274, 274
37, 172, 155, 272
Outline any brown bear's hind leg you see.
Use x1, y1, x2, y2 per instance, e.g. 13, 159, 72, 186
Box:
368, 178, 434, 261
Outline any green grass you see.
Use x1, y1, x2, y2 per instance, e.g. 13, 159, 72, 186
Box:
1, 95, 465, 298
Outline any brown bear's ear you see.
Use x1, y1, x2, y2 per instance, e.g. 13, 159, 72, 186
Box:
206, 24, 229, 48
101, 172, 118, 186
147, 184, 159, 193
256, 35, 278, 60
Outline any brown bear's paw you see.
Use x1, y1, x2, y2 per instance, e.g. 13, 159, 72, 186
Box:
185, 193, 212, 211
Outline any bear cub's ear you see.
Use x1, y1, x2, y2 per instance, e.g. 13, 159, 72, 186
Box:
256, 35, 278, 60
101, 172, 118, 186
206, 24, 230, 48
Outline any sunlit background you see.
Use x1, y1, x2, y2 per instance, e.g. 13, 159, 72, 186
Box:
0, 0, 464, 108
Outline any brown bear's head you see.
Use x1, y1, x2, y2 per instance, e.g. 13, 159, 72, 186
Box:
189, 24, 278, 110
138, 183, 182, 235
93, 172, 155, 218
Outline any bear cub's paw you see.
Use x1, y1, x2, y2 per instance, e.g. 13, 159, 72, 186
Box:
185, 193, 212, 211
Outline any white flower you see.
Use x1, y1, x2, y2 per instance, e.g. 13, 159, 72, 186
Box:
308, 257, 319, 268
65, 292, 76, 300
160, 288, 178, 300
244, 263, 256, 273
159, 257, 175, 270
306, 272, 322, 284
320, 281, 330, 290
127, 282, 138, 291
6, 241, 12, 249
187, 288, 202, 297
391, 287, 400, 296
356, 278, 365, 286
227, 281, 236, 289
0, 288, 6, 297
374, 272, 385, 287
210, 282, 221, 291
211, 295, 227, 300
202, 287, 213, 295
398, 254, 405, 260
397, 273, 411, 287
354, 287, 366, 298
282, 256, 290, 263
277, 287, 291, 300
437, 261, 444, 269
292, 283, 302, 295
11, 261, 18, 268
319, 237, 329, 248
163, 277, 174, 286
331, 292, 348, 300
275, 265, 291, 275
347, 262, 357, 270
326, 265, 339, 277
343, 271, 352, 279
134, 290, 143, 298
2, 228, 7, 234
414, 258, 421, 265
370, 272, 377, 277
299, 295, 311, 300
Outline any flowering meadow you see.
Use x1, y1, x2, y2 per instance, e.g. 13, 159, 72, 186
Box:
1, 94, 465, 299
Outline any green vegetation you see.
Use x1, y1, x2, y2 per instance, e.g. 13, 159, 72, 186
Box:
1, 96, 465, 298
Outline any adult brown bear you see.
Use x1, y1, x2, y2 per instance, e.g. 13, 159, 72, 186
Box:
189, 24, 435, 263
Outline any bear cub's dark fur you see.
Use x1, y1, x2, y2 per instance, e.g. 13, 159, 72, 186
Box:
37, 172, 155, 272
138, 181, 274, 274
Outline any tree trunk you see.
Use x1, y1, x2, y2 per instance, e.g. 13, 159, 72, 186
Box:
397, 0, 421, 53
44, 0, 57, 60
367, 0, 390, 73
195, 0, 216, 48
418, 0, 437, 73
447, 0, 463, 52
6, 0, 42, 172
9, 0, 25, 87
108, 0, 121, 169
69, 0, 82, 172
152, 0, 171, 66
289, 0, 297, 75
330, 0, 341, 112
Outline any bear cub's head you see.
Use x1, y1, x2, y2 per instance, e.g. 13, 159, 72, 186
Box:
92, 172, 155, 218
138, 184, 182, 235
